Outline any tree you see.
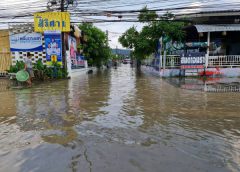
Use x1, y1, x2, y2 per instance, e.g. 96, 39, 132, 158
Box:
79, 23, 111, 68
119, 7, 185, 68
138, 6, 158, 22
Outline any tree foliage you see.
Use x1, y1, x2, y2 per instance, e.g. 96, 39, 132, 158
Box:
119, 7, 186, 61
138, 6, 158, 22
79, 23, 111, 68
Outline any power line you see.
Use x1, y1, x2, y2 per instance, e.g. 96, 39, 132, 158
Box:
0, 0, 239, 25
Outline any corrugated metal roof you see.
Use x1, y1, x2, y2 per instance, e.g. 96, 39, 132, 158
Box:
195, 24, 240, 32
176, 10, 240, 18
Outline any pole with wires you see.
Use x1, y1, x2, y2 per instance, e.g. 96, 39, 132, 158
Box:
106, 30, 109, 46
61, 0, 66, 69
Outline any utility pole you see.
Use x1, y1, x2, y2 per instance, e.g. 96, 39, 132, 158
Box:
106, 30, 109, 46
61, 0, 64, 11
61, 0, 66, 69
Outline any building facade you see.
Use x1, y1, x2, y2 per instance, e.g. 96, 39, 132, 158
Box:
0, 23, 88, 77
144, 10, 240, 77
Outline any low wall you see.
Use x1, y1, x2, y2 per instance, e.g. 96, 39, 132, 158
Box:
69, 67, 96, 78
142, 66, 181, 77
142, 66, 240, 78
202, 67, 240, 77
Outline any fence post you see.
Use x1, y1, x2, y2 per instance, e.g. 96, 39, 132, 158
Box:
160, 54, 162, 69
163, 50, 166, 70
205, 54, 208, 68
205, 32, 211, 69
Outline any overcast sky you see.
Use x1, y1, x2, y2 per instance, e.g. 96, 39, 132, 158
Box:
1, 0, 240, 48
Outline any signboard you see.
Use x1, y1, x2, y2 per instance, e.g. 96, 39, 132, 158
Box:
76, 55, 85, 67
185, 42, 207, 48
44, 31, 62, 66
10, 32, 43, 52
68, 36, 85, 69
181, 52, 205, 69
34, 12, 70, 32
68, 35, 77, 63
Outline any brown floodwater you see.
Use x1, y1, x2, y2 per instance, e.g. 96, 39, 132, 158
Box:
0, 65, 240, 172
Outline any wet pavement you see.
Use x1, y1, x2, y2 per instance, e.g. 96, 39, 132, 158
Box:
0, 65, 240, 172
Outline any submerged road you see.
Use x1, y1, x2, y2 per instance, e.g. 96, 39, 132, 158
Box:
0, 65, 240, 172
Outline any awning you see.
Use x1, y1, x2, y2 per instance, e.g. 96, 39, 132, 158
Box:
195, 24, 240, 33
73, 25, 81, 38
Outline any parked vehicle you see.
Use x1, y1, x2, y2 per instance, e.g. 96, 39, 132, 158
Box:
122, 59, 131, 64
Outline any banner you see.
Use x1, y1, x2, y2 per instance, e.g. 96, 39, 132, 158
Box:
68, 36, 85, 69
181, 52, 206, 69
185, 42, 208, 48
10, 32, 43, 52
76, 55, 85, 66
34, 12, 70, 32
68, 36, 77, 61
44, 31, 62, 66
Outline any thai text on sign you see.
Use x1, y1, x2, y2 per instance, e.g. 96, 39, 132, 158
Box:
34, 12, 70, 32
181, 52, 206, 69
10, 32, 43, 52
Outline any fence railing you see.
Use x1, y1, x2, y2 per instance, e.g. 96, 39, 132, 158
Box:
164, 55, 240, 68
208, 55, 240, 67
165, 55, 181, 68
144, 55, 240, 69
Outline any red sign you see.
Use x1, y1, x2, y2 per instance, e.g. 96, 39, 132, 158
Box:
181, 65, 204, 69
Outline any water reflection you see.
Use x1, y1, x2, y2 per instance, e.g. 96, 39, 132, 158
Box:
0, 66, 240, 172
95, 67, 144, 128
167, 77, 240, 92
13, 70, 112, 145
0, 79, 16, 124
137, 76, 240, 170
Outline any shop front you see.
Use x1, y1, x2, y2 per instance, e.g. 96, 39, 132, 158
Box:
144, 24, 240, 77
185, 24, 240, 68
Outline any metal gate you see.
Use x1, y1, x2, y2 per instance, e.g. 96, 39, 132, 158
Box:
0, 52, 11, 76
0, 30, 11, 77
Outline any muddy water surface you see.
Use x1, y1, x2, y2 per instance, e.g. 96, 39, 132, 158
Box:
0, 65, 240, 172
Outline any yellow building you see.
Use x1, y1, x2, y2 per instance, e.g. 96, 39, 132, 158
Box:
0, 30, 11, 74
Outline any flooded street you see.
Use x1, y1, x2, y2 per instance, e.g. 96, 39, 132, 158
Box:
0, 65, 240, 172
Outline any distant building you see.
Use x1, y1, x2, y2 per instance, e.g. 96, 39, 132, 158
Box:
111, 48, 131, 57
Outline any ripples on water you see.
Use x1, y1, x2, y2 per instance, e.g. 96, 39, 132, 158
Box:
0, 65, 240, 172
